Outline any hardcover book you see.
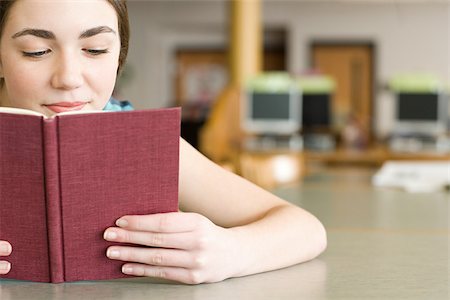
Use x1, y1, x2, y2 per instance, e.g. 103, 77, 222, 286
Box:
0, 107, 180, 283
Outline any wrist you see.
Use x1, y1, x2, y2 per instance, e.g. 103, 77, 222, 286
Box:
226, 226, 255, 278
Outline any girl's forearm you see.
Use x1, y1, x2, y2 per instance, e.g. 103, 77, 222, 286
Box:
228, 204, 327, 278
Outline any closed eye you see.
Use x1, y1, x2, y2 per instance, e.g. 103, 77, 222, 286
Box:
22, 49, 51, 57
84, 48, 109, 55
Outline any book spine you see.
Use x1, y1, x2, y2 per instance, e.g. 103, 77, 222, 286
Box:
42, 118, 65, 283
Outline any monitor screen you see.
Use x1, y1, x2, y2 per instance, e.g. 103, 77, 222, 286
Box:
243, 90, 300, 135
398, 93, 439, 121
302, 93, 330, 128
251, 92, 290, 120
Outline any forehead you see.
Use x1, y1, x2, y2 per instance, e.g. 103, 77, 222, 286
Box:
4, 0, 118, 36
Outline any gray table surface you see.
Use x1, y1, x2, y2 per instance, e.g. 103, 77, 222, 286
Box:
1, 167, 449, 299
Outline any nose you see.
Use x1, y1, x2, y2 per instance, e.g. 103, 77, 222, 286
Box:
51, 51, 84, 90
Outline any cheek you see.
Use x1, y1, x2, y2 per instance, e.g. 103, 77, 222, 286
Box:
88, 60, 119, 109
3, 63, 45, 108
0, 45, 46, 109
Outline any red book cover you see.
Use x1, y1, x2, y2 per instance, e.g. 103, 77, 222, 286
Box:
0, 108, 180, 283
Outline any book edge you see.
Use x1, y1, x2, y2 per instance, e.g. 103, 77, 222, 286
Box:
0, 107, 45, 117
0, 107, 107, 118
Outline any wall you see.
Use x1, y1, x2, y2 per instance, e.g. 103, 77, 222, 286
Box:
122, 0, 449, 138
120, 1, 227, 109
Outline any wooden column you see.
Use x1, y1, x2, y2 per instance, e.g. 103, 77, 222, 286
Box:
229, 0, 262, 86
199, 0, 262, 166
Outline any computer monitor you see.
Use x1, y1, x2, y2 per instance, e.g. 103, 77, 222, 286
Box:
242, 89, 301, 135
302, 93, 331, 129
395, 92, 448, 136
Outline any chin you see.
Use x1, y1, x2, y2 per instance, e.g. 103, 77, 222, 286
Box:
39, 105, 57, 117
84, 103, 100, 111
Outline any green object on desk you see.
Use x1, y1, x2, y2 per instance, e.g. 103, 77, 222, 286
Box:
389, 73, 443, 92
246, 72, 297, 93
297, 75, 336, 94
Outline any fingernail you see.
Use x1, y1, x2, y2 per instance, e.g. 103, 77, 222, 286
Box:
123, 265, 145, 276
104, 230, 117, 240
0, 261, 11, 272
107, 249, 120, 259
116, 218, 128, 228
0, 242, 11, 254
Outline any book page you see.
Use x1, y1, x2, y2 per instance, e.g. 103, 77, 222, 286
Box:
0, 107, 107, 118
0, 107, 45, 117
56, 109, 106, 117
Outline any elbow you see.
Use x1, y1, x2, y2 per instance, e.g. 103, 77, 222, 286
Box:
305, 213, 327, 259
315, 220, 328, 256
293, 207, 328, 262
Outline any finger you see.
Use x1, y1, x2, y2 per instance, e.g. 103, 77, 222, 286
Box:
121, 263, 208, 285
116, 212, 204, 233
104, 228, 199, 250
0, 261, 11, 275
106, 246, 204, 269
0, 241, 12, 256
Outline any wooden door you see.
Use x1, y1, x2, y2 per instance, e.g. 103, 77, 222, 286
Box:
311, 43, 374, 140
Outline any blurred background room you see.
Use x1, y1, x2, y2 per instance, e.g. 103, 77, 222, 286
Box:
117, 0, 450, 192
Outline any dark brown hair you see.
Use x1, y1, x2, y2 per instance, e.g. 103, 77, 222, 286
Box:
0, 0, 130, 74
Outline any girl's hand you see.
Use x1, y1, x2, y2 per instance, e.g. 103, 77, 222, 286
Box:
104, 212, 240, 284
0, 241, 12, 275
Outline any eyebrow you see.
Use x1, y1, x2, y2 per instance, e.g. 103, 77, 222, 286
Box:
12, 28, 55, 39
79, 26, 116, 39
11, 26, 116, 40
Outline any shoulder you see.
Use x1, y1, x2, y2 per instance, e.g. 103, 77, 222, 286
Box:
103, 97, 134, 112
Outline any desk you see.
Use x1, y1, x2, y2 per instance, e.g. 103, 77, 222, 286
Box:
1, 168, 448, 299
305, 145, 450, 166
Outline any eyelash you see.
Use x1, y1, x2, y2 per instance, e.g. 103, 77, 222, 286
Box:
83, 49, 109, 55
22, 49, 109, 57
22, 50, 51, 57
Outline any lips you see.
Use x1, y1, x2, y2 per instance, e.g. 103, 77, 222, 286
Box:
45, 102, 88, 113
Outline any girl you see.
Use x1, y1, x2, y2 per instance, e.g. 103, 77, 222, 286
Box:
0, 0, 326, 284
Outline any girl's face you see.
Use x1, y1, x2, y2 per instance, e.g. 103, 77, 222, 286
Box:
0, 0, 121, 116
